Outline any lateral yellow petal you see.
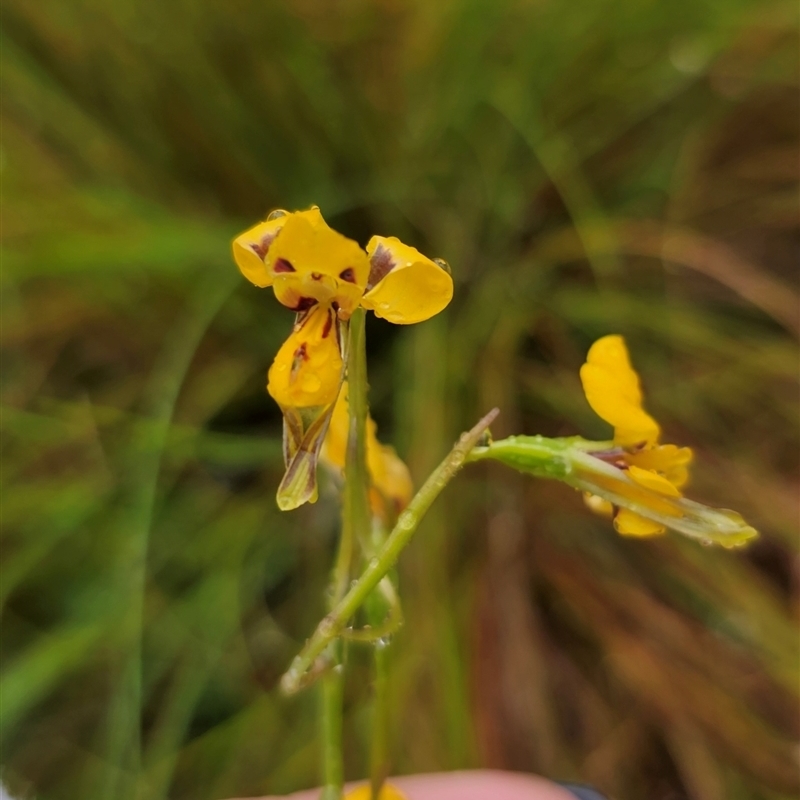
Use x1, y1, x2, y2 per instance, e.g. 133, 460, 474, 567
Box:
580, 335, 660, 447
267, 207, 370, 316
626, 444, 693, 489
361, 236, 453, 324
627, 464, 682, 497
232, 215, 288, 287
267, 305, 343, 408
614, 509, 666, 537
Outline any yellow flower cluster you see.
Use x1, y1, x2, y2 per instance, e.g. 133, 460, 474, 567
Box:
580, 335, 693, 536
232, 207, 453, 509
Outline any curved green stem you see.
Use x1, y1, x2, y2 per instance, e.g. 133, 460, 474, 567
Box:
281, 407, 500, 696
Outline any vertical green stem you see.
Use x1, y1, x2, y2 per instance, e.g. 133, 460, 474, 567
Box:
343, 308, 372, 564
319, 643, 344, 800
320, 308, 371, 800
369, 642, 390, 799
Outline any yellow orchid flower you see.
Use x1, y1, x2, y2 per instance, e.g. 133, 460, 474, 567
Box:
232, 207, 453, 510
233, 207, 453, 321
321, 383, 413, 520
579, 334, 694, 537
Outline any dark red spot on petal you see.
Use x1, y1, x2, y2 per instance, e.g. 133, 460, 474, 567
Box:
290, 342, 308, 378
292, 297, 318, 312
339, 267, 356, 283
251, 232, 277, 260
321, 310, 334, 339
366, 243, 396, 289
274, 258, 296, 273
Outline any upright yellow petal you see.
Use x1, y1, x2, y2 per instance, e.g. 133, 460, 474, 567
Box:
231, 213, 288, 287
266, 207, 370, 317
267, 304, 343, 409
361, 236, 453, 324
580, 335, 660, 447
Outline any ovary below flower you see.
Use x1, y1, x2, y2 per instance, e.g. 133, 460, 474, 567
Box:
579, 335, 693, 536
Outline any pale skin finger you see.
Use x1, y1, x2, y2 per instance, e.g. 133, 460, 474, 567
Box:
227, 769, 584, 800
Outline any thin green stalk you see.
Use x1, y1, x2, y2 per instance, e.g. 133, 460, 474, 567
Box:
343, 308, 372, 565
281, 407, 500, 696
319, 643, 345, 800
369, 642, 390, 800
319, 309, 372, 800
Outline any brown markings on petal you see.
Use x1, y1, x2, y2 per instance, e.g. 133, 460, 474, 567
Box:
339, 267, 356, 283
290, 342, 308, 382
251, 232, 277, 260
311, 272, 322, 281
366, 242, 396, 290
292, 297, 318, 312
321, 309, 334, 339
274, 258, 296, 273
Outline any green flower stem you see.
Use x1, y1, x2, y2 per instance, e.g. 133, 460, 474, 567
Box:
318, 309, 372, 800
281, 407, 500, 696
319, 643, 344, 800
334, 308, 372, 604
466, 434, 578, 479
369, 641, 390, 800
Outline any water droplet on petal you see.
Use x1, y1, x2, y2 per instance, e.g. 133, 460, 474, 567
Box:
433, 257, 451, 274
267, 209, 289, 221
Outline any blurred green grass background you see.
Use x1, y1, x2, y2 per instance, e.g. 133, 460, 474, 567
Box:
1, 0, 798, 798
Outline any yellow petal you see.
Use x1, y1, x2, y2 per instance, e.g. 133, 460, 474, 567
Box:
266, 207, 370, 317
321, 382, 414, 516
373, 442, 414, 513
361, 236, 453, 324
267, 304, 343, 409
320, 384, 349, 470
579, 335, 660, 447
614, 509, 666, 537
345, 784, 409, 800
626, 444, 693, 489
231, 214, 288, 287
583, 492, 614, 516
627, 464, 682, 497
